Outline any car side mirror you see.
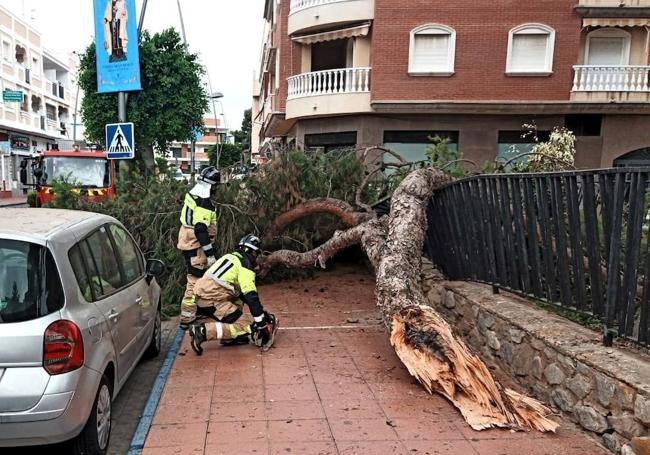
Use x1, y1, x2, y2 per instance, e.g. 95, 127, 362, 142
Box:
146, 259, 165, 277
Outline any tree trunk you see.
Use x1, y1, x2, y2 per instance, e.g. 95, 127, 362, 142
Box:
259, 167, 559, 433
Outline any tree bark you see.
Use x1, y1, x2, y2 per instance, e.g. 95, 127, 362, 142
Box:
260, 167, 559, 433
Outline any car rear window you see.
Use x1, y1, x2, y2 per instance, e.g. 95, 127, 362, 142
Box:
0, 239, 64, 323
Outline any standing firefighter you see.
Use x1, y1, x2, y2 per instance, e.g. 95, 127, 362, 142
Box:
178, 166, 220, 329
188, 234, 279, 354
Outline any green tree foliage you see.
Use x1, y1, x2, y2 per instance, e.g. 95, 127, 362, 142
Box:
78, 29, 208, 170
206, 142, 243, 169
232, 108, 252, 147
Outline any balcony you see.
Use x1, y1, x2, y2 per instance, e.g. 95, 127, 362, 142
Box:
571, 65, 650, 101
286, 67, 372, 119
288, 0, 374, 35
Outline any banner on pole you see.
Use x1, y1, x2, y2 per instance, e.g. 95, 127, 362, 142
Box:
93, 0, 142, 93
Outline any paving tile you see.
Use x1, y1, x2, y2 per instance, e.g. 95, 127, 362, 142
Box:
321, 398, 386, 421
456, 424, 546, 441
337, 440, 407, 455
263, 365, 313, 384
265, 382, 320, 401
204, 442, 269, 455
329, 418, 399, 442
359, 365, 414, 383
145, 423, 207, 449
159, 386, 213, 408
468, 437, 606, 455
215, 368, 265, 385
266, 399, 325, 420
141, 447, 205, 455
210, 401, 267, 421
267, 418, 333, 442
391, 418, 464, 441
366, 380, 429, 401
379, 397, 457, 420
404, 440, 479, 455
270, 441, 338, 455
205, 420, 267, 445
211, 384, 265, 403
155, 401, 211, 424
316, 382, 374, 401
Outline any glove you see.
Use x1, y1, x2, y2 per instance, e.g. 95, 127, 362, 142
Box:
251, 312, 274, 348
207, 256, 217, 267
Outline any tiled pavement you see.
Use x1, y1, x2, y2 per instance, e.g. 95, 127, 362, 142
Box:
142, 269, 608, 455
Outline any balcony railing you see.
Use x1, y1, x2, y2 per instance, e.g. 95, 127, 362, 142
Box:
290, 0, 345, 13
577, 0, 650, 6
572, 65, 650, 92
288, 67, 370, 99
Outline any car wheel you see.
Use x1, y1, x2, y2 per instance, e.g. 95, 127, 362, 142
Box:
70, 375, 112, 455
144, 305, 162, 358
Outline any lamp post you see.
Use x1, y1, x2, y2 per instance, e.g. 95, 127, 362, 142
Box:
209, 92, 225, 170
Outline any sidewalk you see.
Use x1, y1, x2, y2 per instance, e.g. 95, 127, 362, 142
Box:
0, 196, 27, 207
141, 268, 608, 455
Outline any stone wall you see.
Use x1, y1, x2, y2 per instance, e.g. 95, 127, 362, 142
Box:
421, 267, 650, 454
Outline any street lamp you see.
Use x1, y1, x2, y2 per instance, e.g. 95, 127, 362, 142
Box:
209, 92, 226, 170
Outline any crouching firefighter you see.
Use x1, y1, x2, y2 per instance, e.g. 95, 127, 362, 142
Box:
188, 234, 279, 354
178, 166, 220, 330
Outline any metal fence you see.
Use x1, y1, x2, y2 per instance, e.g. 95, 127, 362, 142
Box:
425, 168, 650, 347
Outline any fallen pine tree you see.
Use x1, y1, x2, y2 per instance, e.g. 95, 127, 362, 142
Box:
258, 165, 559, 432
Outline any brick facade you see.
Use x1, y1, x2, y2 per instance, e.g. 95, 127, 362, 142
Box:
371, 0, 582, 101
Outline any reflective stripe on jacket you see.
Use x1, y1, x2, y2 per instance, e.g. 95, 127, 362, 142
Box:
205, 253, 256, 296
179, 193, 216, 228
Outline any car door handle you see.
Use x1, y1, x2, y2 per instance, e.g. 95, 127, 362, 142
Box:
135, 296, 143, 306
108, 309, 119, 323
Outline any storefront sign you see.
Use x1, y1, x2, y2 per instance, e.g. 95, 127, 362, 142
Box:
3, 90, 23, 103
11, 135, 30, 150
0, 141, 10, 155
93, 0, 142, 93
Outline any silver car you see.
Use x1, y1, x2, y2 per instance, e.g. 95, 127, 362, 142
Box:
0, 208, 164, 454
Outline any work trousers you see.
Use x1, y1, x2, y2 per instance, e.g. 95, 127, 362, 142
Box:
194, 279, 254, 341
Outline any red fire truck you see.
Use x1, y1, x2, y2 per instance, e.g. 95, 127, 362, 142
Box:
20, 149, 117, 207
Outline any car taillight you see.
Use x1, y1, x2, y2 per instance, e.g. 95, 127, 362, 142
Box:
43, 320, 84, 375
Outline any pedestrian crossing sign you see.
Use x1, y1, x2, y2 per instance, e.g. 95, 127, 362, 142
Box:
105, 122, 135, 159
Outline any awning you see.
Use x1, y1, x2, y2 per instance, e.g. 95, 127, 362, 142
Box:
291, 22, 371, 44
583, 17, 650, 27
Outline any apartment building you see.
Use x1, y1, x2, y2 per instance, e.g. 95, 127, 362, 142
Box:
252, 0, 650, 168
0, 5, 79, 196
164, 117, 231, 177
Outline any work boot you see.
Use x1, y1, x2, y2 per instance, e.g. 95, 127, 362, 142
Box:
261, 313, 279, 352
189, 323, 207, 356
220, 334, 251, 347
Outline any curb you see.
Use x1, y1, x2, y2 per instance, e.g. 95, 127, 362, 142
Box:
126, 327, 184, 455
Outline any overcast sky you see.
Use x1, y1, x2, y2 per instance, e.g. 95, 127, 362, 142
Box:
0, 0, 265, 131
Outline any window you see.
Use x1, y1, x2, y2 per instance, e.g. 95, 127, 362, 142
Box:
69, 244, 91, 300
304, 131, 357, 153
45, 104, 56, 121
565, 114, 602, 137
31, 56, 40, 76
585, 28, 630, 66
171, 147, 182, 158
84, 227, 123, 299
20, 94, 28, 112
0, 240, 64, 323
383, 131, 459, 165
497, 130, 551, 169
108, 224, 143, 284
506, 24, 555, 75
409, 24, 456, 76
2, 41, 10, 62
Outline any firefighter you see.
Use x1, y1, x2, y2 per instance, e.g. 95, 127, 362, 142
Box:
187, 234, 278, 354
178, 166, 220, 329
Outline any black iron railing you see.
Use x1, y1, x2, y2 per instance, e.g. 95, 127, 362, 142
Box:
425, 168, 650, 347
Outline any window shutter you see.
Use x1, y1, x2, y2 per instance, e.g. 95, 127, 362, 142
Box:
587, 37, 626, 65
413, 33, 450, 72
510, 33, 548, 72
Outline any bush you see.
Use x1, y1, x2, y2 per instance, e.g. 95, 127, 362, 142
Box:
44, 150, 373, 316
27, 190, 37, 208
